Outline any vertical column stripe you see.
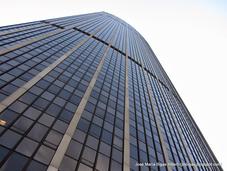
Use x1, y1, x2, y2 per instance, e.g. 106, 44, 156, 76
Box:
142, 66, 172, 171
0, 29, 63, 56
123, 25, 130, 171
157, 82, 198, 171
123, 55, 130, 171
47, 21, 119, 170
0, 20, 105, 56
47, 44, 111, 171
0, 34, 93, 113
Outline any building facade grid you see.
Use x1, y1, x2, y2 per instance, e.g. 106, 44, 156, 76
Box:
0, 12, 222, 171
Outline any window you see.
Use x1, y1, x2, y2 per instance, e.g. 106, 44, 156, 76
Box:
28, 123, 48, 142
12, 116, 33, 134
9, 101, 27, 114
86, 135, 98, 150
59, 156, 77, 171
16, 137, 38, 157
34, 145, 55, 165
53, 120, 67, 134
26, 160, 47, 171
73, 129, 86, 144
19, 92, 37, 105
59, 109, 73, 123
77, 163, 92, 171
38, 113, 54, 127
96, 153, 109, 171
66, 140, 82, 160
45, 130, 62, 148
33, 97, 50, 110
89, 124, 101, 138
77, 118, 90, 133
46, 104, 61, 117
0, 109, 18, 126
23, 107, 41, 120
1, 152, 28, 171
82, 146, 96, 166
99, 141, 111, 157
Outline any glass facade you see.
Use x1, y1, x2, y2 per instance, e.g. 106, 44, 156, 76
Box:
0, 12, 222, 171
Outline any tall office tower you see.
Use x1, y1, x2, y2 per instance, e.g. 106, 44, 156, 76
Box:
0, 12, 222, 171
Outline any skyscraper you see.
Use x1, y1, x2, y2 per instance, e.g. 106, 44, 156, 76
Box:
0, 12, 222, 171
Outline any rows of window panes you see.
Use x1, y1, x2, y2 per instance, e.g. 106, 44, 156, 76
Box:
94, 20, 117, 43
128, 60, 168, 171
0, 21, 45, 33
162, 84, 209, 171
0, 30, 85, 101
149, 75, 196, 171
0, 12, 220, 171
45, 12, 104, 28
0, 26, 57, 49
77, 17, 112, 35
59, 48, 125, 171
148, 74, 181, 171
0, 38, 107, 171
0, 23, 50, 43
166, 89, 213, 171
